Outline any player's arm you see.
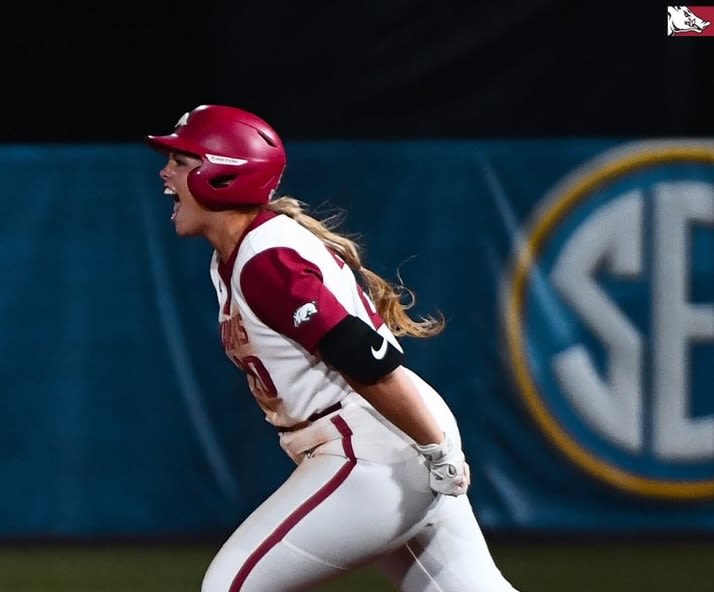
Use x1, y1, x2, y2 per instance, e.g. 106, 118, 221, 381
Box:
354, 368, 446, 445
318, 316, 469, 496
317, 315, 441, 444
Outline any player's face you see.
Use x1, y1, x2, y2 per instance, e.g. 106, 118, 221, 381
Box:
159, 152, 207, 236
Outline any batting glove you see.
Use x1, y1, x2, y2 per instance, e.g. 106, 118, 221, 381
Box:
415, 434, 470, 497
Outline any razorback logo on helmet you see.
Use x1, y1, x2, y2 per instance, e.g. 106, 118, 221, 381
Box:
293, 301, 318, 327
175, 112, 190, 127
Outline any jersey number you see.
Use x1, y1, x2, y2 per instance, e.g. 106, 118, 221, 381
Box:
241, 354, 278, 398
223, 312, 278, 398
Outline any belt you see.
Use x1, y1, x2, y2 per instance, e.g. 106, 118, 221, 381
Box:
274, 402, 343, 433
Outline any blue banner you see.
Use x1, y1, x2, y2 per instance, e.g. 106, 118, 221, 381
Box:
1, 140, 713, 537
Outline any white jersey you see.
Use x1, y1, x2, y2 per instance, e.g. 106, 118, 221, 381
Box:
209, 210, 403, 429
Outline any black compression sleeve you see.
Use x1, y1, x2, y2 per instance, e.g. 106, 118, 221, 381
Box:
318, 315, 404, 384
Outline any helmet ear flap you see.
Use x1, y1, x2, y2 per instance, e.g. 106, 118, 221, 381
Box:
187, 162, 246, 209
209, 174, 239, 188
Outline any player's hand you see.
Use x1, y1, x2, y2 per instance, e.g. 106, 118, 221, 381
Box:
414, 434, 470, 496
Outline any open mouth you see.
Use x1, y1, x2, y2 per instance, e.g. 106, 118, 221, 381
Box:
164, 187, 180, 220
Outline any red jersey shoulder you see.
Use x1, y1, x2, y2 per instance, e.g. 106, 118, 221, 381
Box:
239, 245, 348, 353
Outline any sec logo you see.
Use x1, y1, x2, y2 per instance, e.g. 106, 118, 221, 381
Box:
503, 140, 714, 500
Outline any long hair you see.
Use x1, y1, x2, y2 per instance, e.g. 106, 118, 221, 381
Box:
264, 195, 445, 338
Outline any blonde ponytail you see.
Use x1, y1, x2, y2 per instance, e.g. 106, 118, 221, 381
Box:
265, 196, 445, 338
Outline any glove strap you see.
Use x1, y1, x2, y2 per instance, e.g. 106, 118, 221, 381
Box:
414, 433, 451, 461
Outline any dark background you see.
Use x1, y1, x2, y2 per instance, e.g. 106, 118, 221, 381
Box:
3, 1, 712, 143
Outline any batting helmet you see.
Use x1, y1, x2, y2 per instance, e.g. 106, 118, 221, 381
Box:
146, 104, 286, 209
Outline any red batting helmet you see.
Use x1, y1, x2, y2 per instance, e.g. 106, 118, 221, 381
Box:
146, 105, 286, 209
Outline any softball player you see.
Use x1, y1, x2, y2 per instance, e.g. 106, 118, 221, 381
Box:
146, 105, 520, 592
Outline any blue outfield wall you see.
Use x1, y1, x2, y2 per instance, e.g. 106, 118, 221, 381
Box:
1, 140, 713, 538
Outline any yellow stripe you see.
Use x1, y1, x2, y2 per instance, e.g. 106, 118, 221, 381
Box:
506, 145, 714, 500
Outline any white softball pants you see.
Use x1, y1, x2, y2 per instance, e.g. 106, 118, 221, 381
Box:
200, 412, 520, 591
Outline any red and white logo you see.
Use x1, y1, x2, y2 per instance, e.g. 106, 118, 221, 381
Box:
668, 6, 713, 36
292, 301, 318, 327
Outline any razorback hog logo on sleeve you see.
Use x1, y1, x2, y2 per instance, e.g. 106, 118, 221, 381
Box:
293, 301, 318, 327
668, 6, 711, 36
